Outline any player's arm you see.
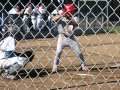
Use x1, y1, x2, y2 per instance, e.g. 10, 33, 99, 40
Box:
69, 18, 78, 30
51, 15, 61, 22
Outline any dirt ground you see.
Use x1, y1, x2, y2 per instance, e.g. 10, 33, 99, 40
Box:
1, 33, 120, 90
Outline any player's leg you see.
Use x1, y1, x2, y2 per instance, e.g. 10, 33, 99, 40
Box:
68, 37, 88, 71
2, 62, 22, 80
31, 15, 37, 30
36, 15, 41, 29
36, 15, 45, 30
0, 59, 5, 75
52, 35, 64, 73
22, 15, 31, 33
1, 57, 28, 80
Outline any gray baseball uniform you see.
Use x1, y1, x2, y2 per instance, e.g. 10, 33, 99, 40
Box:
53, 18, 86, 67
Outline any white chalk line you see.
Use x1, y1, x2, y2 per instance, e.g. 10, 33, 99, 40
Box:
111, 64, 120, 67
72, 73, 95, 77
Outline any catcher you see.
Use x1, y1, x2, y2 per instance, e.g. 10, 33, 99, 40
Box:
0, 23, 33, 80
51, 3, 88, 73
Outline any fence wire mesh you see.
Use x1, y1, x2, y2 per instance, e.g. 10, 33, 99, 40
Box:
0, 0, 120, 90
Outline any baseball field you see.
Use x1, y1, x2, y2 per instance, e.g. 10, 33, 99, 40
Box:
0, 33, 120, 90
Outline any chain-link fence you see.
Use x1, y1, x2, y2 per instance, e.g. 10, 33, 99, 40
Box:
0, 0, 120, 90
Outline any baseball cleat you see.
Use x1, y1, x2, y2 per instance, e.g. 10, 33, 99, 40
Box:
81, 64, 88, 71
52, 65, 58, 73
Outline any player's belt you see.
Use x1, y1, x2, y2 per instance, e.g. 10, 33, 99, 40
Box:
24, 14, 30, 16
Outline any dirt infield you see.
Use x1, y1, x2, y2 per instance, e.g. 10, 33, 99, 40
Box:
0, 33, 120, 90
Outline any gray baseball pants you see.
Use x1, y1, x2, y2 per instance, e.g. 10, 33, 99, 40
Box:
53, 34, 85, 66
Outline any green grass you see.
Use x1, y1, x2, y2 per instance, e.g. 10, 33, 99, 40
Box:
106, 26, 120, 33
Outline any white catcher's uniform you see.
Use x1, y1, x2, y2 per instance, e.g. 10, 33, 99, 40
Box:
0, 36, 15, 59
0, 36, 27, 74
0, 57, 27, 69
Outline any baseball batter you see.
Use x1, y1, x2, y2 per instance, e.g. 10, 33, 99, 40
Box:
51, 4, 88, 73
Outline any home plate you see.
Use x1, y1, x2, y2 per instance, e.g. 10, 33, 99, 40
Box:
111, 64, 120, 68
